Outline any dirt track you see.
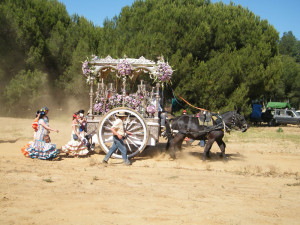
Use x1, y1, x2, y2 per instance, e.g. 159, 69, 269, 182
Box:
0, 116, 300, 225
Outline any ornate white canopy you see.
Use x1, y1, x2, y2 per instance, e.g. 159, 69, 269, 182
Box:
89, 55, 158, 79
85, 55, 173, 119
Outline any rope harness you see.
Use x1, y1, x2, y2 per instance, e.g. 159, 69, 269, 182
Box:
171, 87, 210, 111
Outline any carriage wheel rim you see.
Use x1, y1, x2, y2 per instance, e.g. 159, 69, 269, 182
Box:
98, 107, 149, 159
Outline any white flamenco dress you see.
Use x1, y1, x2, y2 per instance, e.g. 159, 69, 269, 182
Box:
61, 122, 89, 156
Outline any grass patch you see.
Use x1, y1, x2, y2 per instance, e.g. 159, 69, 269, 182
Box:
168, 176, 179, 179
228, 127, 300, 145
276, 127, 284, 133
286, 182, 300, 186
93, 176, 99, 181
43, 178, 53, 183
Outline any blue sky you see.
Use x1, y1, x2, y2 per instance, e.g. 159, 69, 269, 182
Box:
58, 0, 300, 40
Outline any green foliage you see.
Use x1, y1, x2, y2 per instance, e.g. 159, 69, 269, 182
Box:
276, 127, 283, 133
277, 32, 300, 108
4, 69, 49, 112
0, 0, 99, 113
279, 31, 300, 62
0, 0, 299, 115
104, 0, 281, 113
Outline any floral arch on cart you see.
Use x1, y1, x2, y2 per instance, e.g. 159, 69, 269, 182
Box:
82, 55, 173, 158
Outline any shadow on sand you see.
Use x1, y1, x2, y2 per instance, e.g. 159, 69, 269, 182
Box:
138, 142, 167, 159
0, 138, 19, 144
187, 151, 246, 162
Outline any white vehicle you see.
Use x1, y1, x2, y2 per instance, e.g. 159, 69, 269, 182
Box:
268, 108, 300, 126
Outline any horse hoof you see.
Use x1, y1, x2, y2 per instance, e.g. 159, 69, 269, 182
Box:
220, 154, 228, 162
169, 153, 176, 160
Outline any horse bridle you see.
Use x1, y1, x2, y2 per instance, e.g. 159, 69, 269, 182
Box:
223, 111, 236, 133
224, 111, 246, 132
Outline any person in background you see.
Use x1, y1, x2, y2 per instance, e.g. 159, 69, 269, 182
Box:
102, 111, 132, 165
77, 109, 90, 149
61, 112, 89, 157
147, 97, 167, 128
182, 109, 191, 144
22, 108, 60, 160
77, 109, 87, 139
189, 110, 206, 147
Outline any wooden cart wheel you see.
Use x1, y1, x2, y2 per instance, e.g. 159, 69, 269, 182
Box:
97, 107, 149, 159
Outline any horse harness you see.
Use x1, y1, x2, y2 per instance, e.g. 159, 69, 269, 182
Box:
178, 114, 224, 135
166, 111, 242, 139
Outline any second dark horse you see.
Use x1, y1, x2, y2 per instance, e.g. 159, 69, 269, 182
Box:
164, 110, 248, 160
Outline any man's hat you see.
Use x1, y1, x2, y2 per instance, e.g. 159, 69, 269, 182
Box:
115, 111, 127, 117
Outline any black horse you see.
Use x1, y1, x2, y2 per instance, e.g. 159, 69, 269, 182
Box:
164, 110, 248, 160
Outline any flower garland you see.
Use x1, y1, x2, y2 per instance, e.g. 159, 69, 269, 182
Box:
156, 62, 173, 83
82, 58, 95, 84
151, 61, 173, 86
146, 104, 156, 115
93, 94, 142, 114
116, 59, 133, 78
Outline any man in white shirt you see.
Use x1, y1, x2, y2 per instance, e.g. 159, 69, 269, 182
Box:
102, 111, 132, 165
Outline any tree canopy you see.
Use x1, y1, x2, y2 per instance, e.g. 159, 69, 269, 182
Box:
0, 0, 299, 116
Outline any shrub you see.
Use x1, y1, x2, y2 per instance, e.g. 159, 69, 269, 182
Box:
4, 69, 49, 113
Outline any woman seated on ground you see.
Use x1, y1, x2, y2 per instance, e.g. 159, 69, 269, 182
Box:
22, 108, 60, 160
61, 112, 89, 156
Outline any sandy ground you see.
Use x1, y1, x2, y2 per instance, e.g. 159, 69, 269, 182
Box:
0, 116, 300, 225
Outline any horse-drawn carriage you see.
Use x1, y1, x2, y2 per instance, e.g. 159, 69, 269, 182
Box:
82, 55, 248, 161
83, 55, 172, 159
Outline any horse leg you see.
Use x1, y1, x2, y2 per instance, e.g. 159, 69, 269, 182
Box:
174, 133, 186, 151
178, 135, 186, 151
216, 139, 227, 159
166, 138, 176, 159
168, 133, 185, 159
202, 139, 214, 161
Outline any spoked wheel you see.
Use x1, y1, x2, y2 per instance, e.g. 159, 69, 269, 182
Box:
97, 107, 149, 159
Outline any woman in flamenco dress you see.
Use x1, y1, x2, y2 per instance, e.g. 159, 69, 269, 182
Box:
22, 108, 60, 159
61, 112, 89, 156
